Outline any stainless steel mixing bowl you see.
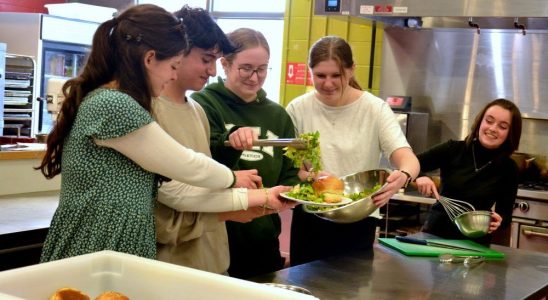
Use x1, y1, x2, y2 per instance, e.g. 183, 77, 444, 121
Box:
454, 210, 492, 238
303, 169, 390, 224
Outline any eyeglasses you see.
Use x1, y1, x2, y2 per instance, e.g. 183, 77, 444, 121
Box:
237, 67, 269, 79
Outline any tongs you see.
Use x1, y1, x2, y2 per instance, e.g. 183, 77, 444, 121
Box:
223, 138, 307, 150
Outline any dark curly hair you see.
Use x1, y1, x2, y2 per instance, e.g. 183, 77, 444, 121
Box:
174, 5, 235, 55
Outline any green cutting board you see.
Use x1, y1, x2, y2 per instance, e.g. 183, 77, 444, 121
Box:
378, 238, 505, 259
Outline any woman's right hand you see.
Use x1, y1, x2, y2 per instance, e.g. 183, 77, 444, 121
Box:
297, 165, 332, 182
415, 176, 440, 199
234, 169, 262, 189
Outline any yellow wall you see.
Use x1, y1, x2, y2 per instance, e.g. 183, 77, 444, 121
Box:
280, 0, 383, 107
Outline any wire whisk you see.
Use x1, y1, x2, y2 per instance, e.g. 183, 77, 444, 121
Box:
438, 196, 476, 222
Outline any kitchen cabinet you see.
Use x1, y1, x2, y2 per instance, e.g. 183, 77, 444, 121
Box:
0, 228, 47, 271
0, 191, 59, 271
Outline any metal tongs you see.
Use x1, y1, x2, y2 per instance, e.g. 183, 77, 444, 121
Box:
439, 253, 485, 267
223, 138, 307, 149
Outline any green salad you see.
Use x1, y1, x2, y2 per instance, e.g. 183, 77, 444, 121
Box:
284, 131, 322, 173
286, 183, 324, 203
305, 183, 383, 212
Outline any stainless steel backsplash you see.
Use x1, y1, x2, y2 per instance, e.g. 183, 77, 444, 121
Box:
379, 27, 548, 168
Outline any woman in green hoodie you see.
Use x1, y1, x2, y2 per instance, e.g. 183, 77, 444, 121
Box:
193, 28, 300, 279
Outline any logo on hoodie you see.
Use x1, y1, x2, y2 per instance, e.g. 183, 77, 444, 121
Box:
225, 125, 277, 161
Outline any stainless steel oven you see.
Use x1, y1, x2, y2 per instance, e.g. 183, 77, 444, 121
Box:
511, 188, 548, 252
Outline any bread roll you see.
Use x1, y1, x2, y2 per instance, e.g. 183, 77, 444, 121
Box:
312, 176, 345, 203
95, 291, 129, 300
49, 288, 90, 300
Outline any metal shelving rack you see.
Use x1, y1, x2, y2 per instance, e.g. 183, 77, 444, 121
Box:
3, 54, 35, 137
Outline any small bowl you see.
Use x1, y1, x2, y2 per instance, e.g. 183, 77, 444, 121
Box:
454, 210, 492, 238
303, 169, 390, 224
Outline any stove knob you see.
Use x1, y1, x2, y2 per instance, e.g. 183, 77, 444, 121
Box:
518, 201, 529, 212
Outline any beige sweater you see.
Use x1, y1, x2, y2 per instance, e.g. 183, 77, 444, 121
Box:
153, 95, 233, 274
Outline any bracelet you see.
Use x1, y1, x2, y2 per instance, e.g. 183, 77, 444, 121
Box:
229, 171, 237, 188
398, 169, 413, 188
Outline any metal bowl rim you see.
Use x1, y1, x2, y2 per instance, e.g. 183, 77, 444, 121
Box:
455, 210, 492, 219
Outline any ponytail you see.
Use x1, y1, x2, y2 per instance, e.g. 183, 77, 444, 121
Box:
37, 4, 187, 178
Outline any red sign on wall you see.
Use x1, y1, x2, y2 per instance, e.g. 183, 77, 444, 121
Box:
285, 62, 307, 85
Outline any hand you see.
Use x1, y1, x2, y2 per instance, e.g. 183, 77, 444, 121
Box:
228, 127, 258, 150
234, 169, 262, 189
218, 207, 277, 223
371, 170, 409, 207
415, 176, 440, 199
297, 166, 331, 182
488, 212, 503, 233
265, 185, 297, 211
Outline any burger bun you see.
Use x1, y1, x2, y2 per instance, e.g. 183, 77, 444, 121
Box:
95, 291, 129, 300
49, 288, 90, 300
312, 176, 345, 203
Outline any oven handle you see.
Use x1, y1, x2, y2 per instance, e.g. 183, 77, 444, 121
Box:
522, 228, 548, 238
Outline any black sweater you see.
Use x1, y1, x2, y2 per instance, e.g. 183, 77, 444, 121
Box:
418, 139, 518, 243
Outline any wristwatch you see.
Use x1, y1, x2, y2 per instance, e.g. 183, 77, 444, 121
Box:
399, 170, 413, 188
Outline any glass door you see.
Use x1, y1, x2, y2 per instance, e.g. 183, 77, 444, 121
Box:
40, 41, 89, 133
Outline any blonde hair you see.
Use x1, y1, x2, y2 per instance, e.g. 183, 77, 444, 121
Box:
223, 28, 269, 64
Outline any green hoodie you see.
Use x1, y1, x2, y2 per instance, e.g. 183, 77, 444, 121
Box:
192, 77, 300, 278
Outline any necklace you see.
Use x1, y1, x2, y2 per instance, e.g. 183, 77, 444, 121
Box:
472, 142, 492, 172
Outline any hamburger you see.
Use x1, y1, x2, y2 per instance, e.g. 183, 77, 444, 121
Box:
312, 175, 345, 203
49, 288, 90, 300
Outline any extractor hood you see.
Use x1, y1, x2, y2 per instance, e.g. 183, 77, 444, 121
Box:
314, 0, 548, 31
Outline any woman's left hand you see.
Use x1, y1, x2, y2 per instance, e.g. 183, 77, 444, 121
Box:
371, 170, 407, 207
489, 212, 503, 233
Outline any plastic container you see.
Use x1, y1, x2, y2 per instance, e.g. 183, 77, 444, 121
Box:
0, 251, 317, 300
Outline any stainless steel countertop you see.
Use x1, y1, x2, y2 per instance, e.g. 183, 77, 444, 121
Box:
251, 233, 548, 299
0, 191, 59, 235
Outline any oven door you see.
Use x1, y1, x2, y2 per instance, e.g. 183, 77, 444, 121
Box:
516, 224, 548, 252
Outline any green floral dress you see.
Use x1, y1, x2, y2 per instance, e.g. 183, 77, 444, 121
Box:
40, 88, 158, 262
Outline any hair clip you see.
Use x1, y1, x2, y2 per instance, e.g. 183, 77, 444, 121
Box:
125, 34, 132, 41
136, 34, 143, 42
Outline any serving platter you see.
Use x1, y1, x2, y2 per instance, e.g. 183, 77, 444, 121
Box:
280, 192, 352, 207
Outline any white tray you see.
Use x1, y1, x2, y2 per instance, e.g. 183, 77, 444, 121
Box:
0, 251, 317, 300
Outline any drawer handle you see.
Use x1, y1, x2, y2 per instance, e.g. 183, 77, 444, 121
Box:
522, 229, 548, 238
